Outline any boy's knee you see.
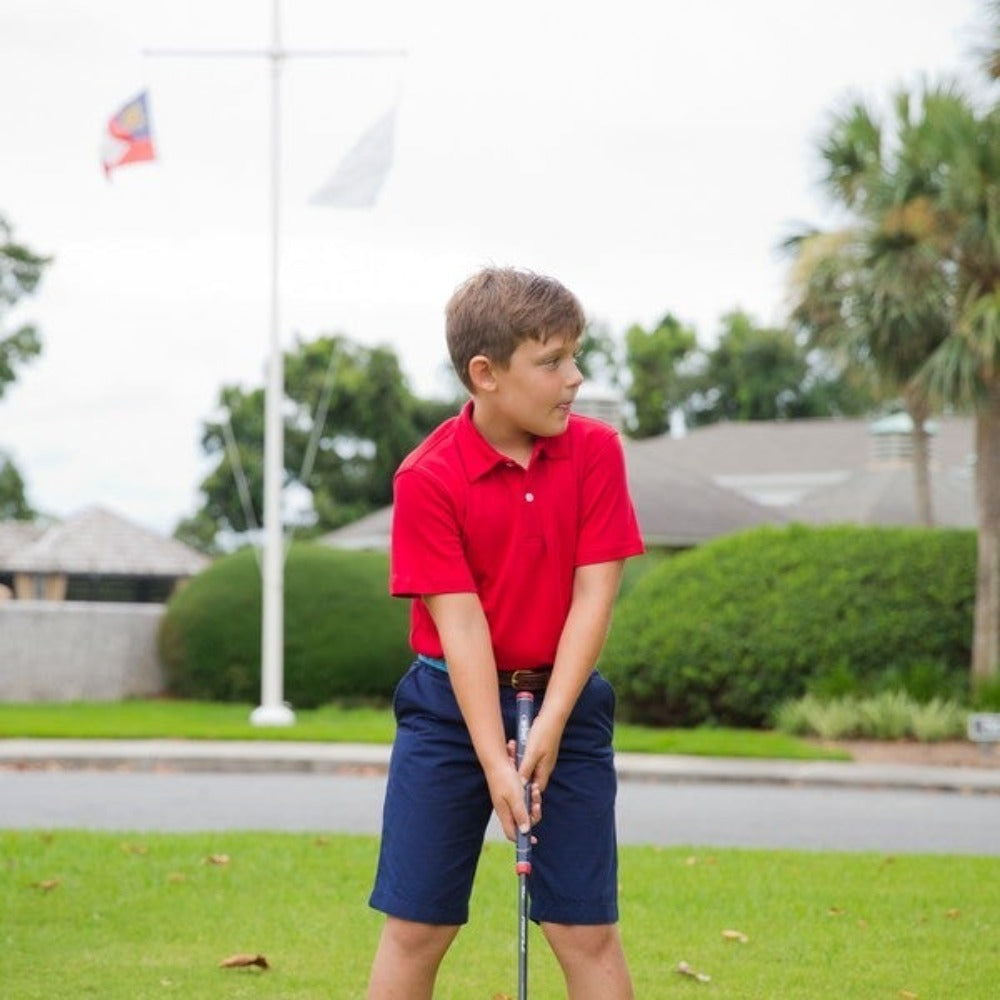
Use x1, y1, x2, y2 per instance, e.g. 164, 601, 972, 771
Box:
382, 916, 459, 959
541, 921, 621, 959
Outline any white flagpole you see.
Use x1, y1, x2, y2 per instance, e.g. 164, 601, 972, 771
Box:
145, 10, 405, 728
251, 0, 294, 725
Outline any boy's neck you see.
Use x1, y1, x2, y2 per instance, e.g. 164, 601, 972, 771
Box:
470, 402, 535, 468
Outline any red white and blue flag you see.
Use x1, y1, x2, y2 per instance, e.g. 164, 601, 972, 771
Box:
101, 90, 156, 178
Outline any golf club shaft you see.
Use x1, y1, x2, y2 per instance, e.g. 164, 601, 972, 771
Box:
515, 690, 534, 1000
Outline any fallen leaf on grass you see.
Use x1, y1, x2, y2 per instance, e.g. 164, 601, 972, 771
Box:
167, 872, 187, 884
899, 990, 918, 999
827, 906, 845, 916
203, 854, 230, 866
945, 908, 961, 919
492, 994, 514, 1000
722, 929, 749, 943
218, 953, 269, 970
676, 960, 711, 983
120, 842, 148, 855
29, 878, 60, 891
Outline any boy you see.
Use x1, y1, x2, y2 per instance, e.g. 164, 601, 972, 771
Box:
366, 267, 643, 999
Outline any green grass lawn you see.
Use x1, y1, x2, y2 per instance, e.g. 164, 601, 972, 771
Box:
2, 830, 997, 998
0, 699, 848, 760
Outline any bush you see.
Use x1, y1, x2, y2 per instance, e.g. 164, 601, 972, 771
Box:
909, 698, 968, 742
159, 544, 411, 706
856, 690, 913, 740
601, 524, 976, 727
774, 692, 967, 742
774, 694, 859, 740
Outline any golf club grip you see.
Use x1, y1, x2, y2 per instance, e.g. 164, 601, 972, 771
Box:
515, 691, 534, 875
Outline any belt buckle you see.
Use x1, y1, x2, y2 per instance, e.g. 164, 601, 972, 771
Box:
510, 668, 548, 691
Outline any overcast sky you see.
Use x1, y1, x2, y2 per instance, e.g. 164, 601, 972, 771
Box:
0, 0, 986, 534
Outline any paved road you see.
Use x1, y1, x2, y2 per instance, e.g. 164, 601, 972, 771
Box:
2, 769, 997, 855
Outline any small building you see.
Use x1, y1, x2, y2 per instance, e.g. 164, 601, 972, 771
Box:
0, 505, 209, 603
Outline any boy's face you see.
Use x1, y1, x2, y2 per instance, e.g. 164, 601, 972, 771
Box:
487, 331, 583, 438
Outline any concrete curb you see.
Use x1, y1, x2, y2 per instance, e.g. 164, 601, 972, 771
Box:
2, 739, 999, 794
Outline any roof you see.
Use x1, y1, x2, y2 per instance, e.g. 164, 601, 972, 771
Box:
784, 464, 976, 528
323, 415, 980, 550
2, 505, 209, 576
623, 441, 786, 545
633, 415, 975, 476
321, 454, 786, 552
0, 520, 47, 562
320, 506, 394, 550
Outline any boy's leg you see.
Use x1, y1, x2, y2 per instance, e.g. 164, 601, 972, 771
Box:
541, 922, 634, 1000
366, 662, 493, 995
366, 917, 460, 1000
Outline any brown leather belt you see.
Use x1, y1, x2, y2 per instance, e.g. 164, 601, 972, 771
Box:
497, 667, 552, 692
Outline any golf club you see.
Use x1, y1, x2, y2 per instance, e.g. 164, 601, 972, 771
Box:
514, 690, 535, 1000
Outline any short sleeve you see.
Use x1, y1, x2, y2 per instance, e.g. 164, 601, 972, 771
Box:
389, 468, 477, 598
575, 430, 645, 566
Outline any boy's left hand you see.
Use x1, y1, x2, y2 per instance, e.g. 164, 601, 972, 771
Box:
516, 711, 563, 793
506, 739, 542, 830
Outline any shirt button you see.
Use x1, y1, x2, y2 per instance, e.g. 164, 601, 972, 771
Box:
525, 492, 534, 502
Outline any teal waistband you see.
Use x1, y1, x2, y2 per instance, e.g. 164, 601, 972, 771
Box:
417, 654, 448, 672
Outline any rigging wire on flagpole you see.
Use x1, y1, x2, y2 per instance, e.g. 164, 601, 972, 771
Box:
219, 414, 263, 573
144, 1, 406, 727
286, 342, 341, 558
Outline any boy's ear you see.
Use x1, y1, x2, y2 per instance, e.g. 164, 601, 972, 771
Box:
468, 354, 498, 392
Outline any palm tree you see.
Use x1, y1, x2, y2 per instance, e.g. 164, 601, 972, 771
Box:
786, 91, 953, 527
913, 91, 1000, 685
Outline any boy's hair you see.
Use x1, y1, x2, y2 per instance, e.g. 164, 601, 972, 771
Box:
445, 267, 586, 390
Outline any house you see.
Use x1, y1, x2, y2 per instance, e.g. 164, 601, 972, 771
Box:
0, 505, 209, 602
627, 413, 977, 529
319, 414, 978, 553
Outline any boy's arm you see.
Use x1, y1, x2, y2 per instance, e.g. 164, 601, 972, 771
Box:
422, 591, 534, 843
522, 559, 625, 792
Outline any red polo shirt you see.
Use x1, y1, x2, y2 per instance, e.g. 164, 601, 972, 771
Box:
390, 401, 644, 670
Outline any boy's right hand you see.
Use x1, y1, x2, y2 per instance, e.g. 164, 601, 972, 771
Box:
487, 750, 541, 843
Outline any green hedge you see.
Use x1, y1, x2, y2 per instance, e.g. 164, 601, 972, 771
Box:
159, 544, 411, 706
601, 524, 976, 727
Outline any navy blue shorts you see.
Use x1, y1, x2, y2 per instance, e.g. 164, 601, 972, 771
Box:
369, 659, 620, 926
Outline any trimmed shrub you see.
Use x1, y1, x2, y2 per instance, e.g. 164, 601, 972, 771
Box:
159, 544, 411, 706
601, 524, 976, 727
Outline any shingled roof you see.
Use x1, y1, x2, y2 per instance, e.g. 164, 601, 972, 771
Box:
321, 416, 980, 551
3, 505, 209, 576
0, 520, 46, 563
622, 440, 786, 545
784, 464, 976, 528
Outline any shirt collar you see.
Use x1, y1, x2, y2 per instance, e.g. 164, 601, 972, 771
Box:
455, 400, 570, 481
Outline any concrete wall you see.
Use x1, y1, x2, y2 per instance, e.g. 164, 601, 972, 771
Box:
0, 601, 165, 701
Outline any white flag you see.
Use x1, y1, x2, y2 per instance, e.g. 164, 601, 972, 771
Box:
309, 108, 396, 208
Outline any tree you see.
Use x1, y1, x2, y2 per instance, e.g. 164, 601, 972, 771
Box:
177, 334, 456, 550
0, 215, 51, 521
623, 313, 697, 438
911, 89, 1000, 686
786, 91, 955, 526
809, 64, 1000, 685
0, 215, 49, 400
0, 451, 33, 520
575, 320, 622, 387
685, 310, 872, 427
